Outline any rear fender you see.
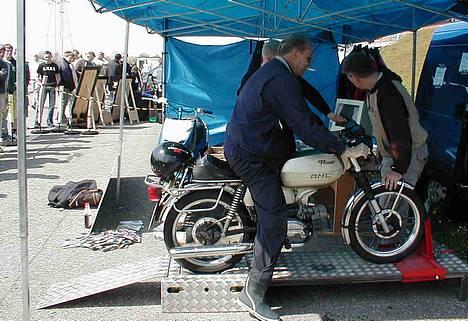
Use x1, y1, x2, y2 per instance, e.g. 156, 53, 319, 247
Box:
155, 185, 237, 224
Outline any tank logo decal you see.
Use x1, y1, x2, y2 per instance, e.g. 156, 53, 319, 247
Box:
318, 160, 335, 165
310, 173, 333, 179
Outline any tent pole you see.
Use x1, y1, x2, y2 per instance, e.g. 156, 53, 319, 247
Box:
17, 0, 30, 320
411, 29, 417, 100
116, 20, 130, 202
162, 34, 167, 99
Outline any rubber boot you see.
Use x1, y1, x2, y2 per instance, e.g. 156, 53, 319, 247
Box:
237, 276, 280, 321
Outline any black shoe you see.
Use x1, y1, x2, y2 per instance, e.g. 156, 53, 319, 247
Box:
34, 123, 40, 129
237, 276, 279, 321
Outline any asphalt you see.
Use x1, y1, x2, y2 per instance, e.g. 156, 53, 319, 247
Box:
0, 117, 467, 321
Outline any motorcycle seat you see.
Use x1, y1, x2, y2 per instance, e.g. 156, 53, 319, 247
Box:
192, 155, 240, 181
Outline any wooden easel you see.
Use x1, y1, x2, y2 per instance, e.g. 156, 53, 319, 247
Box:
112, 79, 139, 124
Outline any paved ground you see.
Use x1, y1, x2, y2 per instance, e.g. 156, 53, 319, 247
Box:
0, 118, 467, 321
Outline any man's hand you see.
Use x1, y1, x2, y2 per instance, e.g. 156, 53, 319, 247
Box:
341, 143, 370, 159
382, 171, 402, 190
327, 112, 347, 123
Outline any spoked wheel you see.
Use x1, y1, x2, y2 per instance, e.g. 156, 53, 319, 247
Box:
348, 185, 426, 263
164, 190, 255, 273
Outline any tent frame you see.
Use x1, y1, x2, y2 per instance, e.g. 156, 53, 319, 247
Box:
17, 1, 466, 320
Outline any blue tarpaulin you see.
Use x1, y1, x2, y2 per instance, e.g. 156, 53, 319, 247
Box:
165, 37, 339, 145
165, 38, 252, 145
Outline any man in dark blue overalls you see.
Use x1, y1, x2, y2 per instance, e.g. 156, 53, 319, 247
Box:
224, 33, 369, 321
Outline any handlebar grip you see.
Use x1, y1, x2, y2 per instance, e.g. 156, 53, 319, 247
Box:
203, 110, 213, 115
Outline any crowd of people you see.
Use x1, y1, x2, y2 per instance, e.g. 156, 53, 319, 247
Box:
0, 44, 163, 139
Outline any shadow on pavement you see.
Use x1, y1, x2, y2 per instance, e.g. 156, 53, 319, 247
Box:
273, 280, 466, 321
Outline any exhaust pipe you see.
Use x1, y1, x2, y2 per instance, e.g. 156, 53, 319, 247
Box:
169, 243, 254, 259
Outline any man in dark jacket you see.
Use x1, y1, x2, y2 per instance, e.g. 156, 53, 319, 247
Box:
341, 51, 428, 191
58, 51, 77, 127
238, 39, 346, 126
225, 34, 369, 321
0, 45, 9, 141
106, 54, 123, 106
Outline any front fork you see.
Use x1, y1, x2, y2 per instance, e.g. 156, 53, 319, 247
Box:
350, 158, 392, 233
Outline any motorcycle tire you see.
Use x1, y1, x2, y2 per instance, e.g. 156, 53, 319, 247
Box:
348, 185, 426, 263
164, 189, 255, 273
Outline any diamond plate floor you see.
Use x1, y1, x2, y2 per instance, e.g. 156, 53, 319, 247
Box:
161, 243, 468, 313
37, 256, 170, 309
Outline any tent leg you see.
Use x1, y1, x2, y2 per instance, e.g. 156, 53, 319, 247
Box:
116, 21, 130, 203
17, 0, 30, 320
411, 29, 417, 100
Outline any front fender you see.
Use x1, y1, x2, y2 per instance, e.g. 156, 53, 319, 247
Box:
341, 180, 415, 244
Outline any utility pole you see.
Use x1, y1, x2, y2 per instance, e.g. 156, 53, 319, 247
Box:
46, 0, 69, 55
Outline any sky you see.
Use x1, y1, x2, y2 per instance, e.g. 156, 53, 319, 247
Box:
3, 0, 242, 60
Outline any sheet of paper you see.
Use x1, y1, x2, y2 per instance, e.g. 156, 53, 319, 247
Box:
433, 66, 446, 87
459, 52, 468, 73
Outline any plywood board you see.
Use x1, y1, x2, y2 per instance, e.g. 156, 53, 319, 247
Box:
71, 66, 100, 124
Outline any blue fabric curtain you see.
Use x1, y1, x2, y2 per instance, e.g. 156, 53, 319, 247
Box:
166, 38, 254, 145
165, 37, 340, 145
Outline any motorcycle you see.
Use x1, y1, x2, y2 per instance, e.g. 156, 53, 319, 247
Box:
145, 121, 426, 274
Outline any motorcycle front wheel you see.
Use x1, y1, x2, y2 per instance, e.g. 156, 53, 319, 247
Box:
348, 184, 426, 263
164, 189, 255, 273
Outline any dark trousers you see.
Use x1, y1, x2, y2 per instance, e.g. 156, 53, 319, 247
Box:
226, 153, 287, 287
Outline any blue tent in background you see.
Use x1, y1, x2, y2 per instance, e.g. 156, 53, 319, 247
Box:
165, 37, 339, 145
415, 21, 468, 188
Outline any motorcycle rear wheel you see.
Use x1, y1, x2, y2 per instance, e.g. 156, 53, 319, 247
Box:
348, 185, 426, 263
164, 189, 255, 273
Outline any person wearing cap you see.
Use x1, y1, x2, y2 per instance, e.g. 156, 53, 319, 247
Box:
237, 39, 346, 125
341, 51, 428, 190
224, 33, 369, 321
0, 45, 10, 141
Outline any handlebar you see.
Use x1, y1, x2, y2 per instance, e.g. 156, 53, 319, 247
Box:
338, 120, 372, 149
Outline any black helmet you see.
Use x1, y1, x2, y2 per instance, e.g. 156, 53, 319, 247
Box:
150, 142, 194, 178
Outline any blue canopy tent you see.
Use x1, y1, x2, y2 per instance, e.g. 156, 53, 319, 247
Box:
14, 2, 467, 319
84, 1, 467, 139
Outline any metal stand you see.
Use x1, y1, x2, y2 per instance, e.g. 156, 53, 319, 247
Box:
30, 126, 51, 135
31, 76, 51, 135
63, 122, 80, 135
49, 124, 67, 133
82, 100, 99, 135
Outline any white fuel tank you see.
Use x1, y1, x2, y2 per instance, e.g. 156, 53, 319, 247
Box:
281, 149, 344, 188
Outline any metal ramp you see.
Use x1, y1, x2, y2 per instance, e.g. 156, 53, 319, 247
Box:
38, 238, 468, 311
37, 256, 171, 309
